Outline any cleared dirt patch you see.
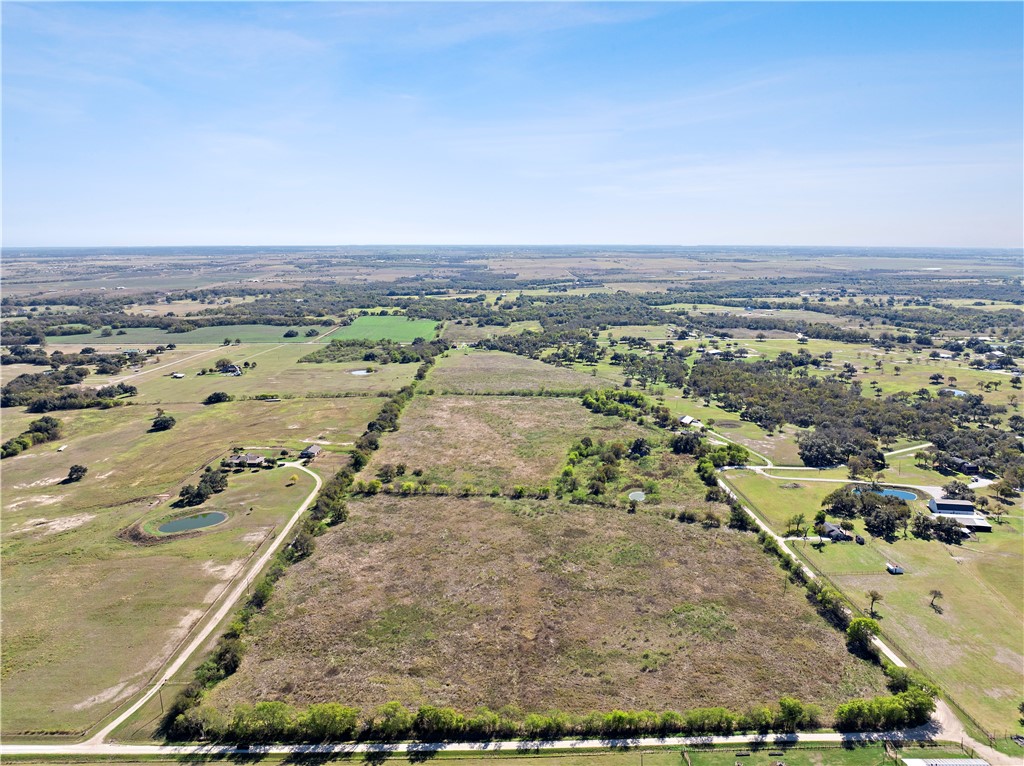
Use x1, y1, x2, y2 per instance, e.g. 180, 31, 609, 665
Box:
364, 395, 649, 490
428, 350, 600, 394
209, 495, 886, 717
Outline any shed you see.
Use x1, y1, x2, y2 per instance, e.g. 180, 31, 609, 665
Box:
886, 562, 904, 575
299, 444, 323, 460
932, 512, 992, 533
929, 498, 975, 515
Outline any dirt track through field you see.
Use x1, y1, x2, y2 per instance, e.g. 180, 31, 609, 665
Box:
82, 460, 323, 745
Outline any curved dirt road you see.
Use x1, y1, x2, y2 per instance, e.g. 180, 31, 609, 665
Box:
86, 460, 323, 744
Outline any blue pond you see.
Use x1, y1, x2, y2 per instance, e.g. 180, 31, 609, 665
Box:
159, 511, 227, 534
855, 487, 918, 502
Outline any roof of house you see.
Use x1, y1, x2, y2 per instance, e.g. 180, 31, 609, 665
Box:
931, 498, 975, 509
822, 522, 849, 536
932, 512, 992, 530
679, 415, 694, 425
301, 444, 323, 454
901, 759, 990, 766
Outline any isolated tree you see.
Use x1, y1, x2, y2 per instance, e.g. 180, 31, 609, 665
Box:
288, 473, 299, 485
66, 464, 88, 483
866, 589, 883, 617
929, 589, 943, 609
151, 413, 176, 432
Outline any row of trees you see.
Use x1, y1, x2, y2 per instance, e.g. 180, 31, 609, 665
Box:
169, 696, 828, 744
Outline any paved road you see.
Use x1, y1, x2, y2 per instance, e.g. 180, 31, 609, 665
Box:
0, 721, 979, 758
84, 461, 323, 745
4, 701, 1015, 763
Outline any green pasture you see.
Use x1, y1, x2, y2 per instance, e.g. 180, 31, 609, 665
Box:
327, 315, 439, 343
85, 343, 418, 404
1, 398, 377, 525
789, 535, 890, 575
71, 324, 328, 346
441, 319, 543, 343
730, 338, 1020, 409
601, 324, 679, 341
661, 398, 802, 466
722, 470, 838, 533
724, 470, 1024, 733
1, 464, 317, 736
829, 519, 1023, 734
1, 390, 380, 735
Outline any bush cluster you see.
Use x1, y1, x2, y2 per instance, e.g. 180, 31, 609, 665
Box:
1, 415, 61, 458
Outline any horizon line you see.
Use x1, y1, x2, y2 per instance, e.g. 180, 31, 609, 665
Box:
3, 243, 1022, 252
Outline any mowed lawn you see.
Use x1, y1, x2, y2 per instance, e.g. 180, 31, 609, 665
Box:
830, 521, 1023, 734
722, 471, 840, 534
207, 495, 886, 718
723, 470, 1024, 733
362, 395, 652, 491
1, 466, 317, 736
328, 315, 439, 343
427, 350, 602, 394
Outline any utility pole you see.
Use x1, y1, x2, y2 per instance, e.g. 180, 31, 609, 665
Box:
158, 683, 164, 714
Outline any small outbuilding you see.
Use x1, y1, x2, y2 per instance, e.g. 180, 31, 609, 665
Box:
299, 444, 323, 460
886, 562, 904, 575
821, 522, 851, 542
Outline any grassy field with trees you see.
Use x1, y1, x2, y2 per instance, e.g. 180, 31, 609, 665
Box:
205, 494, 887, 720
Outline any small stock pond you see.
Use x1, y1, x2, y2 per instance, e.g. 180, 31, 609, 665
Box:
159, 512, 228, 534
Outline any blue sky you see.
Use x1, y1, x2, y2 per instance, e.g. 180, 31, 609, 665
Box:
3, 2, 1022, 247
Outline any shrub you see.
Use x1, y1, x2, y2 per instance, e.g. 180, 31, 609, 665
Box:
66, 464, 88, 482
152, 413, 176, 431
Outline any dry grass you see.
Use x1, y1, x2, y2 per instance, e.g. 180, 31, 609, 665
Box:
427, 350, 601, 394
209, 494, 886, 717
363, 395, 648, 490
